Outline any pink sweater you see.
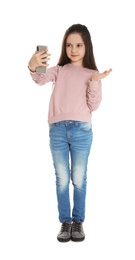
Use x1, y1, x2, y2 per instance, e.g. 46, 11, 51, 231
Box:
30, 63, 102, 124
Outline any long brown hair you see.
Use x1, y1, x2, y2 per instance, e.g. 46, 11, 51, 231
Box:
57, 24, 98, 71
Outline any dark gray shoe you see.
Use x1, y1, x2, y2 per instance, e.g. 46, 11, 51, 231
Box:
57, 222, 72, 242
71, 221, 85, 242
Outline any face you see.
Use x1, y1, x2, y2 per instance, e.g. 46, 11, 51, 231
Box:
66, 33, 85, 67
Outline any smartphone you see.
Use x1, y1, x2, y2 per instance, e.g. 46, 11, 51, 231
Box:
36, 45, 48, 73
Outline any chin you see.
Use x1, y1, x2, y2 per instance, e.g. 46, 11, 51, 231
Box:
70, 58, 78, 62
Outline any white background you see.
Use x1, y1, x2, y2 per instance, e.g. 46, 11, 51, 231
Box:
0, 0, 135, 259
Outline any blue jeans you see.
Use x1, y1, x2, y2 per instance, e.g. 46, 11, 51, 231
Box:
49, 120, 93, 223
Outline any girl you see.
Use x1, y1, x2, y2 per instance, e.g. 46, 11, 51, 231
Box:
28, 24, 112, 242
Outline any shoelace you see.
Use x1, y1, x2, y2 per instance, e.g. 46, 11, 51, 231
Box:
61, 222, 71, 232
72, 222, 82, 232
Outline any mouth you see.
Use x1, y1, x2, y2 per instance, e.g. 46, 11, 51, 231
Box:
71, 55, 78, 58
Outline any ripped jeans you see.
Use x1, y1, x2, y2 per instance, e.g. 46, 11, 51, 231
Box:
49, 120, 93, 223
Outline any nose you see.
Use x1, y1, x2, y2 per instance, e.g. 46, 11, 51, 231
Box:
71, 46, 76, 53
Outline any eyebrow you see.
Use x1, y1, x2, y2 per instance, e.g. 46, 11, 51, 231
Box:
66, 42, 84, 45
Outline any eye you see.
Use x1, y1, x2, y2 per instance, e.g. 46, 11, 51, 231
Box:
77, 44, 83, 48
66, 44, 71, 47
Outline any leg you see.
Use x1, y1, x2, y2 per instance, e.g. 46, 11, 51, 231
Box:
70, 122, 93, 222
49, 123, 72, 223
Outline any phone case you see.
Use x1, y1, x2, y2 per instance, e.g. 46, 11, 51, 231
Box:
36, 45, 48, 73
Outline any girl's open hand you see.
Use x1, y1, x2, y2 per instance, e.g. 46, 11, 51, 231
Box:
91, 68, 112, 81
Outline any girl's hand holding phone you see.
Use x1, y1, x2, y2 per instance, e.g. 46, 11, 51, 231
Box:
28, 46, 51, 73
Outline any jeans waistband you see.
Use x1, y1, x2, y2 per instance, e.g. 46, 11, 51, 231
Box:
56, 120, 79, 126
52, 120, 90, 126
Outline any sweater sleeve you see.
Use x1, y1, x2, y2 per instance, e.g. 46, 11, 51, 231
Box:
86, 79, 102, 112
29, 66, 59, 86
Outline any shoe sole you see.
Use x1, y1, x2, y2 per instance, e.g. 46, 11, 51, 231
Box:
71, 236, 85, 242
57, 237, 71, 242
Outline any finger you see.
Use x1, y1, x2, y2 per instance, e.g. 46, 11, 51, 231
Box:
41, 54, 51, 60
106, 68, 112, 73
37, 61, 49, 67
103, 70, 110, 75
40, 49, 48, 54
40, 62, 50, 67
41, 57, 50, 64
103, 69, 112, 73
42, 53, 51, 57
36, 49, 48, 57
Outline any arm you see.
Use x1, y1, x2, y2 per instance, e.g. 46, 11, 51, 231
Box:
86, 80, 102, 112
29, 66, 59, 86
28, 48, 52, 85
28, 49, 58, 85
86, 68, 112, 112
